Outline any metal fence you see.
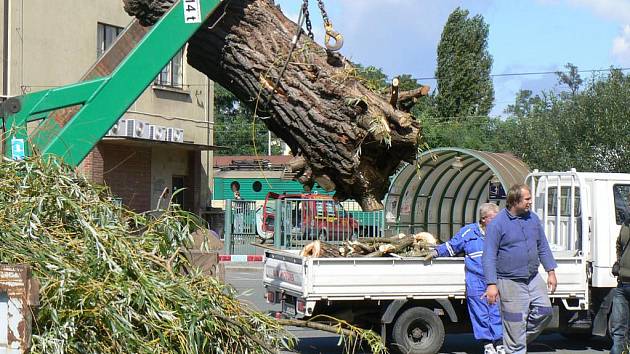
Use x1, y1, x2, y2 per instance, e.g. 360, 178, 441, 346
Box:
223, 198, 384, 254
223, 200, 263, 255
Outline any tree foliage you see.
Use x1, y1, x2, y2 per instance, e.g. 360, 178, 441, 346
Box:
213, 84, 282, 155
351, 64, 500, 152
435, 7, 494, 120
420, 114, 505, 151
501, 67, 630, 173
354, 65, 389, 92
417, 62, 630, 174
556, 62, 583, 97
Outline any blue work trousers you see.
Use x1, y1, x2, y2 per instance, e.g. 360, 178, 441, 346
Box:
467, 295, 502, 342
610, 284, 630, 354
466, 275, 502, 342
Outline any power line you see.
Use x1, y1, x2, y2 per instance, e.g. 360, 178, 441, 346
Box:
412, 67, 630, 81
20, 66, 630, 90
211, 65, 630, 85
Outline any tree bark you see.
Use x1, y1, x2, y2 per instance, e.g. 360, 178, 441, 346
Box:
365, 235, 416, 257
123, 0, 424, 211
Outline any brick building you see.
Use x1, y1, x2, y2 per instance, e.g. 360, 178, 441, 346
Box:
1, 0, 216, 214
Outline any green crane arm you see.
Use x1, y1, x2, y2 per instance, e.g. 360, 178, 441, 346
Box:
0, 0, 221, 167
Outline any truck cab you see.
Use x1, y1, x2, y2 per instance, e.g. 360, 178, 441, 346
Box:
528, 169, 630, 336
529, 169, 630, 288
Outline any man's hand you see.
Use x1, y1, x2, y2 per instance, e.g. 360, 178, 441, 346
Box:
423, 250, 438, 261
547, 270, 557, 293
483, 284, 499, 304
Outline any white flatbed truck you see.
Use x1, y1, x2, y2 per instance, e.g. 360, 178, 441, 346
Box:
263, 170, 629, 353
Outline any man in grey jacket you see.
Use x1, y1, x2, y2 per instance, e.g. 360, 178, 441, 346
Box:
483, 184, 557, 354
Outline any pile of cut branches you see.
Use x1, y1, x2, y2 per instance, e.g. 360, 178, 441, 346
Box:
0, 157, 291, 353
300, 232, 437, 258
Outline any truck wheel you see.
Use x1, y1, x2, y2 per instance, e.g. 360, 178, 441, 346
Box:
391, 307, 444, 354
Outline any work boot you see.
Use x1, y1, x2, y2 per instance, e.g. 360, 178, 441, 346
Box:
484, 343, 497, 354
495, 345, 506, 354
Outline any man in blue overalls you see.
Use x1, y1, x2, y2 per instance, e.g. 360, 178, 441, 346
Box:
426, 203, 504, 354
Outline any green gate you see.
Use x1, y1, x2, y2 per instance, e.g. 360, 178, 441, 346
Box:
223, 200, 262, 255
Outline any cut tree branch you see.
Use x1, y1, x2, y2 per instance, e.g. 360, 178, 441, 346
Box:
389, 78, 400, 108
398, 85, 431, 112
277, 318, 356, 338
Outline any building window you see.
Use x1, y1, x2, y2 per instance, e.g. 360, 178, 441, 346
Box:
97, 23, 123, 58
155, 48, 184, 89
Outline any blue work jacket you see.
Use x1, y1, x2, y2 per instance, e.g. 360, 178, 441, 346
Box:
435, 223, 487, 295
483, 209, 557, 284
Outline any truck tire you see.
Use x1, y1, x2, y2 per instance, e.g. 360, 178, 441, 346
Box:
391, 307, 444, 354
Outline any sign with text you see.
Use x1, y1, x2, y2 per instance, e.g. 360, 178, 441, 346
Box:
183, 0, 202, 24
11, 138, 25, 160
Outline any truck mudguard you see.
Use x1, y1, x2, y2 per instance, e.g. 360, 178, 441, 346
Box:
381, 299, 458, 325
436, 299, 459, 323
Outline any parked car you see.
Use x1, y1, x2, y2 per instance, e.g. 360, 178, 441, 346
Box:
258, 192, 360, 243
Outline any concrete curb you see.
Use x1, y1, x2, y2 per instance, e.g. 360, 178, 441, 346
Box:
223, 262, 263, 273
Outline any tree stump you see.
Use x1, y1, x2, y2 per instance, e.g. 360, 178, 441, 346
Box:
124, 0, 425, 211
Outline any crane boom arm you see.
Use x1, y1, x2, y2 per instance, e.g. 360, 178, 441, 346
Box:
0, 0, 222, 166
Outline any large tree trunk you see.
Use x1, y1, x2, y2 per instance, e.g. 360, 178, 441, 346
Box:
124, 0, 424, 211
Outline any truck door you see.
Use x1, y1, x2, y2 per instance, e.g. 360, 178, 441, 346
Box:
336, 203, 357, 239
261, 192, 284, 234
590, 181, 630, 287
314, 199, 336, 240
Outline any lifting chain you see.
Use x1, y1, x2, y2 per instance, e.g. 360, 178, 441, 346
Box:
300, 0, 343, 51
302, 0, 314, 40
261, 0, 343, 106
262, 0, 309, 106
316, 0, 330, 27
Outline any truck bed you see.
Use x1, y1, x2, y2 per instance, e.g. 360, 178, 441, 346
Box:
263, 249, 587, 302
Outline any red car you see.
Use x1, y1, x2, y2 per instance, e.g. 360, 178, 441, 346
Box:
258, 192, 359, 242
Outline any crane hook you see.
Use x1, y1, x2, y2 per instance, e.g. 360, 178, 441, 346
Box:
324, 22, 343, 52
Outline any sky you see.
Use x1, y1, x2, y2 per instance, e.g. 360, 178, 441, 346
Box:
274, 0, 630, 116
